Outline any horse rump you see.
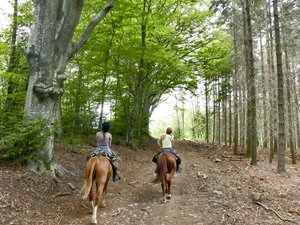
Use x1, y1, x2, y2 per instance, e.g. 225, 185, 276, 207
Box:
152, 152, 168, 184
81, 157, 97, 199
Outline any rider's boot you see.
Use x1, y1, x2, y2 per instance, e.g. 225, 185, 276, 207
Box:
112, 167, 121, 182
110, 161, 121, 182
176, 161, 182, 173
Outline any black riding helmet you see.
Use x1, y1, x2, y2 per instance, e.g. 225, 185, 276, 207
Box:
102, 122, 110, 133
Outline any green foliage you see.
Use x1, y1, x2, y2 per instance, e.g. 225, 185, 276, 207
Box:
113, 139, 121, 145
17, 172, 38, 182
0, 0, 234, 150
0, 115, 51, 164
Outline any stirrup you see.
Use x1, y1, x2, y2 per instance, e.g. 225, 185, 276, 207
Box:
176, 168, 182, 173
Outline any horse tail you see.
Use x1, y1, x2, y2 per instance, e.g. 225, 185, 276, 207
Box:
152, 153, 167, 184
81, 158, 97, 199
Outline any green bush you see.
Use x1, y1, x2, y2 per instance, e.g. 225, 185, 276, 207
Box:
0, 115, 50, 164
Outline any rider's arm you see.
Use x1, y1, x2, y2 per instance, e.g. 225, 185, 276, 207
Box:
109, 133, 112, 148
157, 136, 163, 150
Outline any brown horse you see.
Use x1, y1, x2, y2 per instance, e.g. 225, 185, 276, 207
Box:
81, 156, 112, 224
152, 152, 177, 202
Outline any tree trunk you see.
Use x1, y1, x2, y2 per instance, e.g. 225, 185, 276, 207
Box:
213, 83, 216, 145
56, 98, 63, 141
205, 82, 209, 143
282, 14, 296, 164
126, 0, 149, 148
241, 79, 246, 149
260, 30, 268, 148
181, 94, 185, 139
291, 60, 300, 150
268, 3, 278, 154
23, 0, 115, 176
273, 0, 286, 172
264, 0, 274, 162
6, 0, 18, 108
229, 90, 232, 148
223, 99, 227, 146
217, 85, 221, 145
245, 0, 257, 165
232, 0, 241, 152
242, 0, 252, 158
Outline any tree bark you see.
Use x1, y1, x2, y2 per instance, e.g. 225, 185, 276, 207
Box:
23, 0, 116, 176
259, 30, 268, 148
245, 0, 257, 165
264, 0, 274, 162
273, 0, 286, 172
291, 60, 300, 150
281, 9, 296, 164
229, 90, 232, 147
242, 0, 252, 158
6, 0, 18, 107
223, 99, 227, 146
205, 82, 209, 143
268, 3, 278, 154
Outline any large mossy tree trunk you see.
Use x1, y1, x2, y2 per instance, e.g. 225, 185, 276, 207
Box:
23, 0, 115, 176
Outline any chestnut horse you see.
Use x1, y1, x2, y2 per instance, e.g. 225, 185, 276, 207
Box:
152, 152, 177, 202
81, 156, 112, 224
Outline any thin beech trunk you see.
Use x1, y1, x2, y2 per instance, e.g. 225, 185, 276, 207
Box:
213, 83, 216, 145
273, 0, 286, 172
205, 83, 209, 143
264, 0, 274, 162
223, 99, 227, 146
245, 0, 257, 165
6, 0, 18, 108
268, 3, 278, 154
229, 90, 232, 147
242, 1, 252, 158
217, 85, 221, 145
281, 11, 296, 164
291, 60, 300, 149
260, 30, 268, 148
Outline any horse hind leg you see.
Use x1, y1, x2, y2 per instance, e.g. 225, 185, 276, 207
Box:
89, 186, 94, 214
166, 171, 174, 200
92, 203, 98, 224
92, 184, 103, 224
100, 178, 110, 208
161, 182, 167, 203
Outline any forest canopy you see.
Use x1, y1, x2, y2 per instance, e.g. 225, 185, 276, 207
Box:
1, 0, 299, 174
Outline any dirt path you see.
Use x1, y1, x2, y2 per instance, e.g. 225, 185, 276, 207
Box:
1, 139, 300, 224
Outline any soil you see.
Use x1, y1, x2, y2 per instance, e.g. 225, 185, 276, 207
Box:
1, 139, 300, 225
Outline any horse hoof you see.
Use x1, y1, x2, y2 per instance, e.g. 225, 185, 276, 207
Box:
100, 203, 106, 208
92, 219, 97, 224
166, 194, 172, 200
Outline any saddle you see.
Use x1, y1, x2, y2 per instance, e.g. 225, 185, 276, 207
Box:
87, 149, 116, 161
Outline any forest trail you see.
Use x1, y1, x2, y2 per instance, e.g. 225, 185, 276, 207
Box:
1, 139, 300, 225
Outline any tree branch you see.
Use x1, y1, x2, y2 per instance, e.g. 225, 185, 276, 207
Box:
56, 0, 85, 55
71, 0, 116, 57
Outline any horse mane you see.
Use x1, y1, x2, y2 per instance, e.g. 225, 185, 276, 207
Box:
152, 152, 168, 184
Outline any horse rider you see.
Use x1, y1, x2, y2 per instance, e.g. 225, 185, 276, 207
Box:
152, 127, 182, 173
87, 122, 121, 182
